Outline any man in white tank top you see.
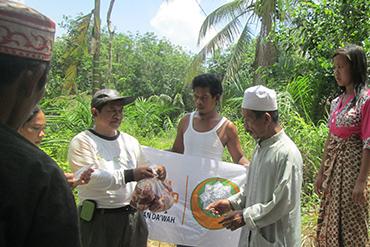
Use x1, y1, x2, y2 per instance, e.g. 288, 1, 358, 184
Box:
171, 74, 249, 247
172, 73, 249, 165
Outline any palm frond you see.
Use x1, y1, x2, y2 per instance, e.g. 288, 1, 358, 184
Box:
62, 12, 93, 60
286, 76, 314, 121
63, 64, 77, 93
276, 0, 298, 21
225, 96, 244, 109
202, 13, 246, 50
253, 0, 275, 22
62, 12, 93, 94
223, 23, 252, 90
186, 15, 247, 83
184, 52, 204, 85
198, 0, 252, 44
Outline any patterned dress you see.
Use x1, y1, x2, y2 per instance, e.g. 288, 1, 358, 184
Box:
317, 88, 370, 247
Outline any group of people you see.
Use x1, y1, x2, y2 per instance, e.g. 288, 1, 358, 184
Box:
0, 1, 368, 247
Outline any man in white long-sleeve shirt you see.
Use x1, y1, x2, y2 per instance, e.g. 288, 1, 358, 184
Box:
207, 85, 303, 247
68, 89, 164, 247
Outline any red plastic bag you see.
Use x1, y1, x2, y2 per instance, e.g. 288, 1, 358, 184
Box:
130, 175, 178, 212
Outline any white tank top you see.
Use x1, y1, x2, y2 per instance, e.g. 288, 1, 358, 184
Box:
183, 111, 227, 161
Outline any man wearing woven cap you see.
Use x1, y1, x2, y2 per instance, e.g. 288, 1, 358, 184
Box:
207, 85, 303, 246
68, 88, 165, 247
0, 1, 80, 247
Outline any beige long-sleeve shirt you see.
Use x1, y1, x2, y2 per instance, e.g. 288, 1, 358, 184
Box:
68, 130, 146, 208
229, 130, 303, 247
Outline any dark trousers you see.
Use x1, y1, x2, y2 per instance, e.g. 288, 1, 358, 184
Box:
79, 208, 148, 247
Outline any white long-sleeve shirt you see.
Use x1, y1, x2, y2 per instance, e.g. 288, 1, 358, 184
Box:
228, 130, 303, 247
68, 130, 146, 208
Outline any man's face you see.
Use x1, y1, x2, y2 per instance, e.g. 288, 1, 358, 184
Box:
242, 109, 267, 140
94, 101, 124, 131
193, 87, 218, 114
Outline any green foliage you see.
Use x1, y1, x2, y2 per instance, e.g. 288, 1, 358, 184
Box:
189, 0, 299, 87
48, 19, 192, 103
90, 32, 193, 100
301, 207, 318, 246
206, 42, 256, 101
293, 0, 369, 58
39, 89, 327, 218
39, 94, 182, 169
39, 0, 369, 234
276, 89, 328, 210
222, 89, 328, 207
63, 13, 93, 94
271, 0, 370, 121
39, 95, 92, 167
137, 129, 177, 151
122, 96, 183, 137
285, 76, 315, 121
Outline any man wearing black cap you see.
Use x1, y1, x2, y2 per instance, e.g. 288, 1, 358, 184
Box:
0, 1, 80, 247
68, 89, 160, 247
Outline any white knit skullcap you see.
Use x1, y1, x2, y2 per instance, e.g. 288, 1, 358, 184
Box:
242, 85, 277, 111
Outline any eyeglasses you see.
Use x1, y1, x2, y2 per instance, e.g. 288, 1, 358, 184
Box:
26, 125, 45, 133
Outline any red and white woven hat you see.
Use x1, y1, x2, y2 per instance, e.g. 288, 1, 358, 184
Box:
0, 0, 55, 61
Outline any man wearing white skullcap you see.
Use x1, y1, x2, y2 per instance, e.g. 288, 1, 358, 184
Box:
242, 85, 278, 111
207, 85, 303, 246
0, 1, 81, 246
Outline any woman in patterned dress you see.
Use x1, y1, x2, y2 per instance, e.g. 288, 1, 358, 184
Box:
314, 44, 369, 246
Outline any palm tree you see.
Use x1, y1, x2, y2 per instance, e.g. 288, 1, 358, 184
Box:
193, 0, 293, 85
63, 0, 107, 95
91, 0, 101, 93
107, 0, 116, 87
62, 12, 93, 94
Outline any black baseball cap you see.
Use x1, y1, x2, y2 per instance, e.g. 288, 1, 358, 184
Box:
91, 89, 135, 108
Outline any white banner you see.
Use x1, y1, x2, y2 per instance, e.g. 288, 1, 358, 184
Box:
142, 147, 248, 247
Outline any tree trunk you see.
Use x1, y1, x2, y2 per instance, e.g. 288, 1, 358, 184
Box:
252, 0, 278, 85
107, 0, 116, 88
91, 0, 101, 94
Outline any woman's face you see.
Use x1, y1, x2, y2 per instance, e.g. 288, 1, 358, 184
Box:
18, 110, 46, 145
333, 54, 352, 88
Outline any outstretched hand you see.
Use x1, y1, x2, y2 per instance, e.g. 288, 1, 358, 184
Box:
65, 168, 94, 189
206, 199, 232, 216
219, 210, 245, 231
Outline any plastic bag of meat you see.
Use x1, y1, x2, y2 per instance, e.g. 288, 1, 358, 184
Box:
130, 167, 178, 212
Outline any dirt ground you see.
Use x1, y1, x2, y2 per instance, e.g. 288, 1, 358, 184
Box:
147, 240, 176, 247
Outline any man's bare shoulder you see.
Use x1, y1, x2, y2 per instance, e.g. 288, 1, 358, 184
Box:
178, 113, 191, 128
180, 113, 191, 121
223, 118, 239, 136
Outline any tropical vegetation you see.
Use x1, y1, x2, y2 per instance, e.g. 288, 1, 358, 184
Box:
38, 0, 369, 245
